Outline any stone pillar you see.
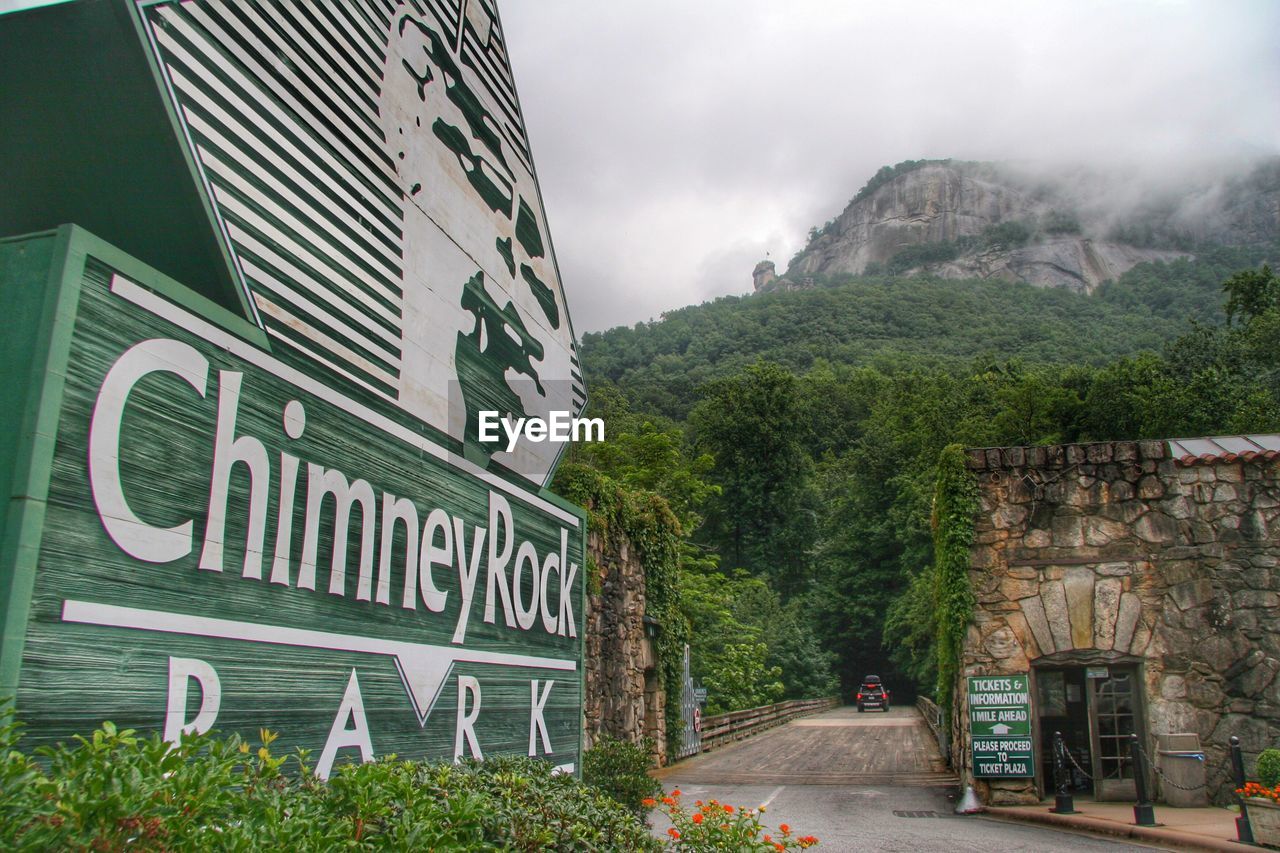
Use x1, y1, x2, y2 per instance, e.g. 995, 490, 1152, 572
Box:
583, 528, 667, 763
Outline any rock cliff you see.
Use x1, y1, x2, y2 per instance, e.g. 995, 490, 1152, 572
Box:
786, 158, 1280, 293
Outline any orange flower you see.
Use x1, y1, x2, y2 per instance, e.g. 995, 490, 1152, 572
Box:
692, 813, 703, 824
775, 845, 784, 852
764, 835, 773, 843
780, 823, 791, 834
662, 796, 675, 806
668, 828, 680, 839
672, 788, 682, 797
696, 800, 704, 807
724, 804, 734, 814
642, 798, 656, 807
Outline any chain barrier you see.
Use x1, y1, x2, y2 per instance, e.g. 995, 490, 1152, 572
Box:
1136, 741, 1207, 792
1058, 738, 1207, 791
1061, 743, 1094, 782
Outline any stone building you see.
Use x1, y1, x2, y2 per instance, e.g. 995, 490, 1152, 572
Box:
957, 435, 1280, 805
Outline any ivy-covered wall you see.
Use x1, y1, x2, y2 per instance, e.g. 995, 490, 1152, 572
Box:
933, 444, 979, 717
931, 444, 979, 768
555, 464, 689, 764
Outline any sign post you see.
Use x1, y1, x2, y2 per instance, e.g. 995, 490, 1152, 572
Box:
967, 675, 1035, 778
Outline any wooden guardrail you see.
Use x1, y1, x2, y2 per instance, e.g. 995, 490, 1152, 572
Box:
916, 694, 950, 765
698, 696, 839, 752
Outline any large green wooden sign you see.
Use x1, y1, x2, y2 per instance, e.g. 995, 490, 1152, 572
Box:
967, 675, 1035, 778
0, 229, 585, 776
0, 0, 589, 778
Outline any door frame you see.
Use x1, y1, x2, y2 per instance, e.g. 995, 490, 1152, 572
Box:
1087, 664, 1148, 801
1030, 651, 1147, 800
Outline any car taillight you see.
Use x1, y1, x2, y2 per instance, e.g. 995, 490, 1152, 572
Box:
856, 693, 863, 700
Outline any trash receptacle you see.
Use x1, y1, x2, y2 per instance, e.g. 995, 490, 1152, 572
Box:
1156, 732, 1207, 807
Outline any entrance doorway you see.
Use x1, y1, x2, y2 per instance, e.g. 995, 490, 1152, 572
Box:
1034, 662, 1145, 801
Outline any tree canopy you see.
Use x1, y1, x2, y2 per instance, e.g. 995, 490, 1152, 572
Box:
558, 251, 1279, 708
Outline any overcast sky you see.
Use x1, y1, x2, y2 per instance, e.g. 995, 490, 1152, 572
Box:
499, 0, 1280, 334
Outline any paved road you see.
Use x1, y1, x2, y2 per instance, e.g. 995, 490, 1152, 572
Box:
662, 705, 955, 786
654, 705, 1157, 851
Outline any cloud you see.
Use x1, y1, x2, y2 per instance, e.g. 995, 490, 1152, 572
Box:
501, 0, 1280, 332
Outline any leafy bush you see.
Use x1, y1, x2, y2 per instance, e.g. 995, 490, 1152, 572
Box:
582, 735, 662, 817
0, 719, 660, 851
702, 642, 784, 714
649, 788, 819, 849
1257, 748, 1280, 789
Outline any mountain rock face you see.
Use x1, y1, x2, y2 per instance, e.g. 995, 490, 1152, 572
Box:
751, 259, 811, 293
788, 159, 1280, 293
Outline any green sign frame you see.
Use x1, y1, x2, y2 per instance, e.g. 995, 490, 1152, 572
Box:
967, 675, 1035, 778
0, 227, 587, 777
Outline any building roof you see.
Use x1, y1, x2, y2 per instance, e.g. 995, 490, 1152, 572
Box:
1166, 434, 1280, 466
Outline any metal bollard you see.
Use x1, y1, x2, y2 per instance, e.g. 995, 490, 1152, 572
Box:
1051, 731, 1076, 814
1230, 735, 1255, 844
1130, 733, 1157, 827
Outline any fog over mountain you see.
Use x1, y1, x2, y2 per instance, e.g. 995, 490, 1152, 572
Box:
772, 158, 1279, 294
500, 0, 1280, 332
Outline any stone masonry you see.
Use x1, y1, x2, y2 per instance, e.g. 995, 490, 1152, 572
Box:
583, 527, 666, 763
959, 438, 1280, 805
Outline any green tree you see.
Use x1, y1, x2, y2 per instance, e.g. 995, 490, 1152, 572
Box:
689, 362, 818, 594
701, 641, 784, 714
1223, 264, 1279, 323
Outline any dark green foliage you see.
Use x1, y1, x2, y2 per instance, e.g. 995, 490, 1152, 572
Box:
1223, 264, 1279, 323
583, 273, 1197, 422
1257, 748, 1280, 789
689, 363, 818, 594
766, 594, 841, 700
0, 720, 659, 851
1096, 245, 1275, 322
581, 736, 661, 818
679, 569, 835, 711
931, 445, 978, 716
882, 565, 938, 690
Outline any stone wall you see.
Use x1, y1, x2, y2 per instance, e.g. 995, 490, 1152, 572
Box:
583, 527, 666, 763
960, 439, 1280, 805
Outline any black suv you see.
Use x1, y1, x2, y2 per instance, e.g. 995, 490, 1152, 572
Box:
856, 675, 890, 712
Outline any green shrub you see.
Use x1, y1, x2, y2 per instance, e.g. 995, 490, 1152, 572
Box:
1257, 748, 1280, 788
0, 719, 660, 851
582, 735, 662, 817
980, 220, 1032, 250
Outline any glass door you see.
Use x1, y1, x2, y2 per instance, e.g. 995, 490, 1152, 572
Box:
1035, 667, 1093, 794
1089, 668, 1143, 801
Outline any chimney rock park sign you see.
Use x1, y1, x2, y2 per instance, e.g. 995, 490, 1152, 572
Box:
0, 0, 587, 778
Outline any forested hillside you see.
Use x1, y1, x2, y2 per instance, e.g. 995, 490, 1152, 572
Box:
584, 246, 1270, 420
557, 249, 1280, 710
